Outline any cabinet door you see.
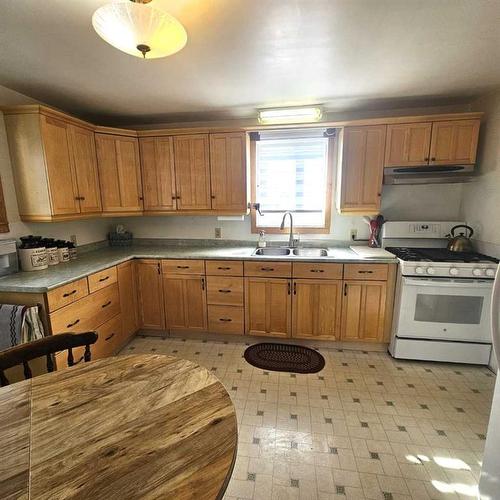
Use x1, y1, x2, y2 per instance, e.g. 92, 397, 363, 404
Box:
116, 137, 143, 211
210, 132, 247, 211
292, 279, 342, 340
136, 260, 165, 330
117, 260, 139, 340
244, 278, 291, 338
70, 125, 102, 213
163, 275, 207, 331
40, 115, 80, 215
96, 134, 143, 212
338, 125, 386, 214
341, 281, 387, 342
429, 119, 480, 165
173, 134, 211, 210
384, 123, 432, 167
140, 137, 176, 211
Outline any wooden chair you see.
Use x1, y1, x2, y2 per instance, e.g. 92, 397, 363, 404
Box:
0, 331, 98, 387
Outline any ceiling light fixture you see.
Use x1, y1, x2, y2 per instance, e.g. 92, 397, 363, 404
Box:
258, 106, 323, 125
92, 0, 187, 59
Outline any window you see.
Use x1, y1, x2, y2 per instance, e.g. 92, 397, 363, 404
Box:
251, 129, 333, 233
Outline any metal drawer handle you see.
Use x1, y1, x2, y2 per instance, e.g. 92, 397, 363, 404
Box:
101, 301, 112, 308
177, 266, 190, 269
67, 319, 80, 328
218, 266, 231, 270
63, 289, 77, 297
310, 269, 324, 273
99, 276, 110, 282
261, 267, 275, 271
219, 318, 232, 322
358, 270, 373, 274
218, 289, 232, 293
105, 333, 115, 341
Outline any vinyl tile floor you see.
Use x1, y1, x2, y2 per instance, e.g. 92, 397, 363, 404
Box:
120, 335, 496, 500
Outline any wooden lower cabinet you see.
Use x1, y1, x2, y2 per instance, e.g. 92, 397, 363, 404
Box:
291, 279, 342, 340
341, 280, 387, 342
244, 278, 291, 338
208, 305, 244, 335
163, 275, 207, 332
136, 259, 165, 330
117, 260, 139, 339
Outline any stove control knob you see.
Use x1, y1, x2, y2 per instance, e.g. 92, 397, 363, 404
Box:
449, 267, 459, 276
426, 267, 435, 275
485, 268, 496, 278
472, 268, 484, 277
415, 266, 424, 275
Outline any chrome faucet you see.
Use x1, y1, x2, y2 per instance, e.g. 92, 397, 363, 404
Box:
280, 211, 297, 247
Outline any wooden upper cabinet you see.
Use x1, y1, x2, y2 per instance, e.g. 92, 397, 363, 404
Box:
40, 115, 80, 215
173, 134, 211, 210
209, 132, 248, 211
245, 277, 291, 338
96, 133, 143, 213
70, 125, 102, 213
341, 280, 387, 342
139, 137, 176, 211
429, 119, 480, 165
384, 123, 432, 167
338, 125, 386, 215
291, 279, 342, 340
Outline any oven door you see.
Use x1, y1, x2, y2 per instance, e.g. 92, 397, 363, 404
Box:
395, 277, 492, 342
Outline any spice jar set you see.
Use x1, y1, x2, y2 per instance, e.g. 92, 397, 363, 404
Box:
18, 236, 77, 272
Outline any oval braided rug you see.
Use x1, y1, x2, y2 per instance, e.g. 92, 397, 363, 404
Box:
244, 343, 325, 374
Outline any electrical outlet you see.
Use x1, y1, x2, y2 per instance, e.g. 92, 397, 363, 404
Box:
214, 227, 222, 239
350, 229, 357, 241
70, 234, 77, 245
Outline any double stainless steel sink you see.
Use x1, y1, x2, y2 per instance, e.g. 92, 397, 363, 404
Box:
252, 247, 329, 257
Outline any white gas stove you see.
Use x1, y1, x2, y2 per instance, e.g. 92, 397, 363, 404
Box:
383, 221, 499, 365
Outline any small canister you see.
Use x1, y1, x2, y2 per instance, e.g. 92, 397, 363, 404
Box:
43, 239, 60, 266
56, 240, 70, 263
18, 236, 48, 271
68, 241, 77, 260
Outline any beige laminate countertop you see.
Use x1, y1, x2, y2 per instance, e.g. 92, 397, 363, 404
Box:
0, 244, 397, 293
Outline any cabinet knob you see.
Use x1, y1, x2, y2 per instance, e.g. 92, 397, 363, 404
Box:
430, 157, 436, 161
424, 157, 429, 162
211, 195, 216, 199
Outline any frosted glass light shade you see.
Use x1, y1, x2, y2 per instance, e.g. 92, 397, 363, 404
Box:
92, 1, 187, 59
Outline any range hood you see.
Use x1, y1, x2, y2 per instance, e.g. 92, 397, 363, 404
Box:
383, 165, 475, 185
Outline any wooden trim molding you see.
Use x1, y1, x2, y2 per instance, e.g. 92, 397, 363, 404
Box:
250, 136, 334, 234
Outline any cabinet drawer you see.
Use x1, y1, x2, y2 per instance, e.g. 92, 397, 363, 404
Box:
88, 266, 117, 293
161, 259, 205, 275
49, 283, 120, 334
46, 278, 89, 312
93, 314, 123, 359
206, 260, 243, 276
206, 276, 243, 306
344, 264, 388, 281
244, 261, 292, 278
208, 305, 244, 335
293, 262, 343, 280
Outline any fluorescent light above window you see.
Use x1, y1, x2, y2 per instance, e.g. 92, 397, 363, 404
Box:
258, 107, 323, 125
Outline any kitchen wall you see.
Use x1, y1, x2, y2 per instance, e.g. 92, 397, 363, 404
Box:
123, 183, 465, 243
461, 89, 500, 258
0, 85, 115, 246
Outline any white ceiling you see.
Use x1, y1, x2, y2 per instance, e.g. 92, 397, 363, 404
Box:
1, 0, 499, 125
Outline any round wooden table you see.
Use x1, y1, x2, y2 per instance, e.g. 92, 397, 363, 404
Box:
0, 354, 237, 500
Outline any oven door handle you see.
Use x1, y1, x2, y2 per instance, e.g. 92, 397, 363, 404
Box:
402, 277, 493, 289
491, 269, 500, 366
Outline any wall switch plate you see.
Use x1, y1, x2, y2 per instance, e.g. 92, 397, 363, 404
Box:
70, 234, 77, 245
215, 227, 222, 239
350, 229, 357, 241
